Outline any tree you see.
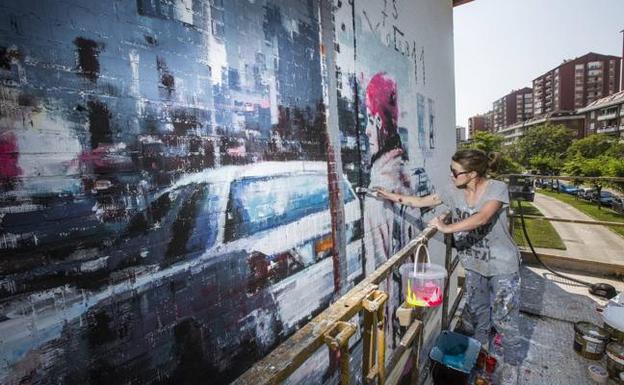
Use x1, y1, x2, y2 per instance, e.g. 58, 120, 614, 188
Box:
516, 123, 575, 167
605, 140, 624, 159
601, 156, 624, 193
563, 135, 624, 193
466, 131, 503, 155
566, 134, 614, 159
530, 154, 564, 175
464, 131, 521, 175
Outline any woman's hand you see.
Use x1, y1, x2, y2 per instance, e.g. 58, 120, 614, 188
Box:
428, 193, 442, 205
428, 215, 451, 233
373, 187, 395, 201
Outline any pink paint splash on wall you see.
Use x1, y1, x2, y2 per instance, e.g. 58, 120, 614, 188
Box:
0, 132, 21, 185
365, 72, 398, 144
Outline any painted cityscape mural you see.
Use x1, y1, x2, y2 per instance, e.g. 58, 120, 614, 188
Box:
0, 0, 455, 384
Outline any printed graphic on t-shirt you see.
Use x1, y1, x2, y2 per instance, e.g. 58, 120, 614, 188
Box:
453, 207, 494, 262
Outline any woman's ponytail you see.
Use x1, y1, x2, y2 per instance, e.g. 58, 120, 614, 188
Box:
488, 152, 501, 173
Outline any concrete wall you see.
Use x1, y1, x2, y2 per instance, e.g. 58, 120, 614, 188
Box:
0, 0, 456, 383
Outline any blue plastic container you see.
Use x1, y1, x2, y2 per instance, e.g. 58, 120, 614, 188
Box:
429, 331, 481, 385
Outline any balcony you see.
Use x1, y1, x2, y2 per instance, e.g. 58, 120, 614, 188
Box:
596, 125, 620, 134
597, 112, 618, 121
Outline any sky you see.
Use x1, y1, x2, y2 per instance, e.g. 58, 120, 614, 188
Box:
453, 0, 624, 129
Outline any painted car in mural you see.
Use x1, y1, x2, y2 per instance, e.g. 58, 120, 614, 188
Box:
0, 161, 363, 384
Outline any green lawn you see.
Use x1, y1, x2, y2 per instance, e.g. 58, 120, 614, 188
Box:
538, 189, 624, 239
511, 201, 567, 250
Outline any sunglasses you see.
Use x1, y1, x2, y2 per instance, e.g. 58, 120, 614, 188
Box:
450, 166, 470, 178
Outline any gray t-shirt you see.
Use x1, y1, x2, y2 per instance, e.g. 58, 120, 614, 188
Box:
439, 179, 520, 276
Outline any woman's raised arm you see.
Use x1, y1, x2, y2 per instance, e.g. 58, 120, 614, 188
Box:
373, 187, 442, 208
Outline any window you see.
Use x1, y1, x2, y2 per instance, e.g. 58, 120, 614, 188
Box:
126, 191, 173, 236
226, 173, 331, 241
166, 184, 220, 259
137, 0, 195, 25
210, 0, 225, 39
342, 179, 356, 203
185, 184, 221, 252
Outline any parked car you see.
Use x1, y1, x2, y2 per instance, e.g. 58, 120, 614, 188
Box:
558, 183, 579, 195
1, 161, 365, 383
508, 175, 535, 202
592, 191, 617, 207
613, 196, 624, 214
535, 179, 550, 188
577, 187, 597, 200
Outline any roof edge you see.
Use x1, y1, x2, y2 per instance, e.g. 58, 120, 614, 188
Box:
453, 0, 474, 7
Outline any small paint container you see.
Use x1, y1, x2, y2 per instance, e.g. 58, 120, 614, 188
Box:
606, 342, 624, 384
587, 364, 608, 384
429, 331, 481, 385
485, 355, 497, 374
603, 306, 624, 344
574, 321, 610, 360
476, 350, 487, 370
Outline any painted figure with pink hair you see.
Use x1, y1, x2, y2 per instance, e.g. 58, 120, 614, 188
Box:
363, 72, 410, 274
362, 72, 415, 351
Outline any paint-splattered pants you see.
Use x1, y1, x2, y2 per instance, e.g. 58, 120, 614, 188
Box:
462, 270, 522, 366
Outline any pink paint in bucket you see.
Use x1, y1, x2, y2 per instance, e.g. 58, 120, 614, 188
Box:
400, 243, 447, 307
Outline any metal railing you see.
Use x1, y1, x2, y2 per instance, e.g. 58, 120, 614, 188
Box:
232, 212, 463, 385
507, 174, 624, 183
509, 214, 624, 227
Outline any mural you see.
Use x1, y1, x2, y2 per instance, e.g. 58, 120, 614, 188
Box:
0, 0, 361, 384
0, 0, 455, 384
333, 0, 455, 381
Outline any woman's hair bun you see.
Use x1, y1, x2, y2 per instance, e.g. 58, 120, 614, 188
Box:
488, 152, 501, 172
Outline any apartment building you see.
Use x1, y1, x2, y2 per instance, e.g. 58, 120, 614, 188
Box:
578, 89, 624, 137
468, 114, 487, 138
468, 110, 495, 138
497, 111, 585, 145
492, 87, 533, 131
456, 126, 467, 145
533, 52, 621, 116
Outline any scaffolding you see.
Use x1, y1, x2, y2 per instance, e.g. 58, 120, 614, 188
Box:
233, 175, 624, 384
232, 212, 464, 385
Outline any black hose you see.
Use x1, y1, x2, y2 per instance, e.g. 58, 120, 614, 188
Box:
516, 199, 593, 286
517, 199, 618, 299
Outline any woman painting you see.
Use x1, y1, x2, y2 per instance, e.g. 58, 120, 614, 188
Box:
375, 149, 521, 385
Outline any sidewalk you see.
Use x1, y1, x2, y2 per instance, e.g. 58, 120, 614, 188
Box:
530, 193, 624, 266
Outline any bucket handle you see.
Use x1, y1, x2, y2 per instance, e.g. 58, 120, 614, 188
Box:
413, 242, 431, 276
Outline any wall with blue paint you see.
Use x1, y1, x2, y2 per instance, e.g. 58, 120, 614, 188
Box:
0, 0, 456, 384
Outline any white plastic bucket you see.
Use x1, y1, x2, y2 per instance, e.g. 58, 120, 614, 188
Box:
400, 243, 447, 307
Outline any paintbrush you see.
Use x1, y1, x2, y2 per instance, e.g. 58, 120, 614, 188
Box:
355, 186, 380, 198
